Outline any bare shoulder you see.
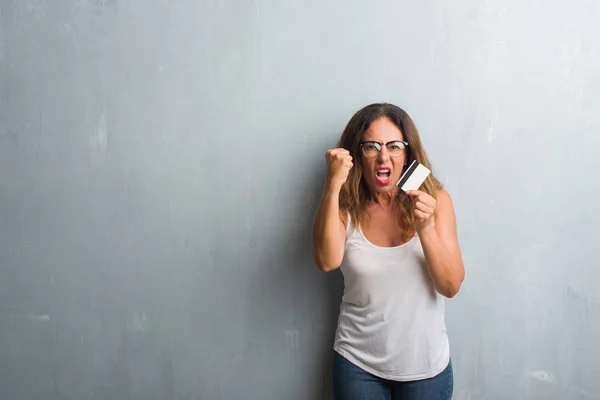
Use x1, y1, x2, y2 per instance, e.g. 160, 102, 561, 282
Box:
434, 189, 457, 229
436, 188, 453, 205
435, 189, 456, 213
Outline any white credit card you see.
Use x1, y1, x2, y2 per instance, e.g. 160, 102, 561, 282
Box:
396, 160, 431, 192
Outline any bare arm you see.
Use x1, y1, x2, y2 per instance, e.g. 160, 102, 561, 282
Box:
312, 184, 346, 272
410, 189, 465, 298
312, 148, 353, 272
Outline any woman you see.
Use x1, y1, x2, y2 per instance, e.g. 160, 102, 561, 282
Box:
312, 103, 465, 400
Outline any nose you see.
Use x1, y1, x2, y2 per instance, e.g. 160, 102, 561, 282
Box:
377, 147, 390, 162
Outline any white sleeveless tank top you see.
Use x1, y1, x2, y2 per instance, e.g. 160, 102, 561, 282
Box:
333, 216, 450, 381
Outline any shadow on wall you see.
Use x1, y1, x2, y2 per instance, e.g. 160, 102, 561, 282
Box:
243, 132, 344, 400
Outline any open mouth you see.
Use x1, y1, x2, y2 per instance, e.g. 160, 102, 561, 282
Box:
375, 167, 391, 184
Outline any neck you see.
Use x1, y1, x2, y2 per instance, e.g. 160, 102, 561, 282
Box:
370, 188, 399, 207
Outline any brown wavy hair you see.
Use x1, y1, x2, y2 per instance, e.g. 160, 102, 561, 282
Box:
337, 103, 442, 232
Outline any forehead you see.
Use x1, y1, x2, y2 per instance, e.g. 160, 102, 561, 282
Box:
362, 117, 404, 141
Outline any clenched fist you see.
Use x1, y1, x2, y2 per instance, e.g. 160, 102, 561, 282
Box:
325, 148, 353, 191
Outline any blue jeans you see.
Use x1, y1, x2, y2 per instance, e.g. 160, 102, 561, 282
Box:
332, 352, 454, 400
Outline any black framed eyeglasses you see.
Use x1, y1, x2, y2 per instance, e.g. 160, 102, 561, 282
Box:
359, 140, 409, 158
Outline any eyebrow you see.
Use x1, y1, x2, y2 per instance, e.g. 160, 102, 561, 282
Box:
361, 140, 404, 143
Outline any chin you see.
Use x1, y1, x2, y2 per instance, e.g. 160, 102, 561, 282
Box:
370, 183, 396, 194
378, 186, 396, 194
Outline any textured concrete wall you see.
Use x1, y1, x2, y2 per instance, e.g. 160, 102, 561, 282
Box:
1, 1, 599, 399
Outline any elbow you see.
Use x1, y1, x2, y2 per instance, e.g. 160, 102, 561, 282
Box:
317, 262, 340, 273
314, 256, 341, 272
312, 249, 341, 272
439, 271, 465, 299
441, 284, 460, 298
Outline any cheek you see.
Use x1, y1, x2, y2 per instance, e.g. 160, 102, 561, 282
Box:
393, 159, 406, 174
361, 159, 375, 177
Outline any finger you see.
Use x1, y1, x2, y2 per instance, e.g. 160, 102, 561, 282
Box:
332, 148, 350, 156
327, 149, 347, 158
416, 198, 435, 211
408, 191, 435, 208
332, 151, 351, 160
415, 201, 433, 214
408, 189, 429, 198
414, 209, 428, 221
406, 191, 422, 201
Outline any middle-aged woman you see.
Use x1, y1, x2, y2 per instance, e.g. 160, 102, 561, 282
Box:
312, 103, 465, 400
